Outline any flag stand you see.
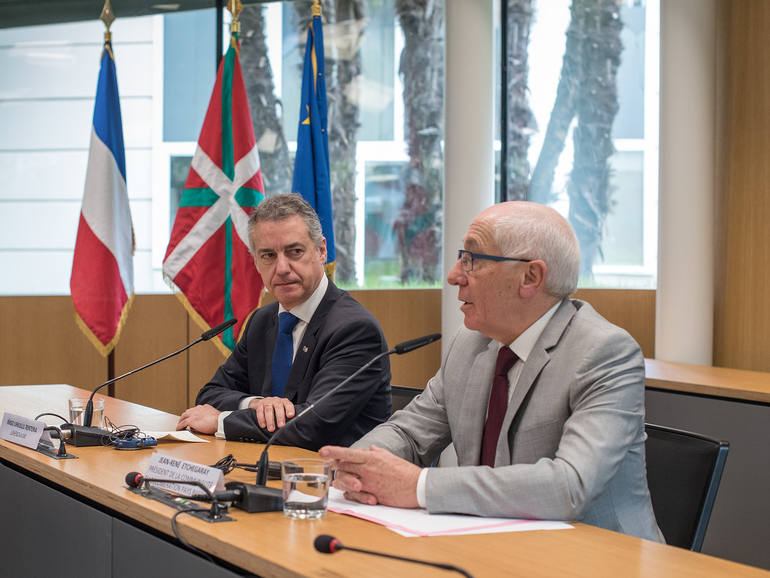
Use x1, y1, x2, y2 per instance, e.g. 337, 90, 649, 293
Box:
102, 0, 117, 390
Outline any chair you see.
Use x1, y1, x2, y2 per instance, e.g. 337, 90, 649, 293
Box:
644, 423, 729, 551
390, 385, 423, 415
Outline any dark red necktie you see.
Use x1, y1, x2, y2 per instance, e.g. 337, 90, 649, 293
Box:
480, 346, 518, 467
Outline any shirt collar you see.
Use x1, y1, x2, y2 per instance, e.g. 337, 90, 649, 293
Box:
277, 273, 328, 324
504, 300, 562, 362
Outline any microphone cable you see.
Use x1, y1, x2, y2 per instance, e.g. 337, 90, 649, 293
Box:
170, 509, 216, 564
211, 454, 281, 480
34, 412, 69, 423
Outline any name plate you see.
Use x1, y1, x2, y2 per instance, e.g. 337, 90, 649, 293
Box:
145, 453, 225, 497
0, 412, 51, 450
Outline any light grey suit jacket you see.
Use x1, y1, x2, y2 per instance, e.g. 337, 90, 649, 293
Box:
354, 299, 664, 542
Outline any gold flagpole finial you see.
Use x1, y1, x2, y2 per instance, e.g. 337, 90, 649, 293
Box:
227, 0, 243, 35
311, 0, 322, 18
100, 0, 116, 43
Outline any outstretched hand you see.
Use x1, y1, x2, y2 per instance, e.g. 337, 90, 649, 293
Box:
319, 445, 421, 508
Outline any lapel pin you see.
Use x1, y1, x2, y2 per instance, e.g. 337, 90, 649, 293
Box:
302, 346, 309, 353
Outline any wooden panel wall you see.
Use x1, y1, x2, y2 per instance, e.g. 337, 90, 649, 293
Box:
574, 289, 656, 358
0, 296, 105, 389
187, 315, 232, 410
113, 295, 189, 415
715, 0, 770, 372
2, 289, 653, 416
350, 289, 442, 387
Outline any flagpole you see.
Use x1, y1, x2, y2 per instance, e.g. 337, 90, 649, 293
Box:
100, 0, 114, 44
228, 2, 242, 25
101, 0, 117, 389
216, 0, 224, 70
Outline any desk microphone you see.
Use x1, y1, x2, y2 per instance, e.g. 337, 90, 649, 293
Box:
75, 318, 236, 439
125, 472, 282, 513
255, 333, 441, 486
125, 472, 229, 520
314, 535, 473, 577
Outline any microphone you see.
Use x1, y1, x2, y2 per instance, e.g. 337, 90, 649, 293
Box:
255, 333, 441, 486
125, 471, 218, 498
77, 318, 237, 437
394, 333, 441, 354
125, 471, 229, 520
314, 535, 473, 577
125, 472, 282, 513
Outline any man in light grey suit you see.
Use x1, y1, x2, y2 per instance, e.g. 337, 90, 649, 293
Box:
320, 201, 663, 542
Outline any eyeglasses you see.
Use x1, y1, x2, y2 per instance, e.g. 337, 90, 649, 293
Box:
457, 249, 532, 272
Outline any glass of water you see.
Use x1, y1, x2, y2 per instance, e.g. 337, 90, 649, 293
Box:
281, 459, 330, 519
68, 397, 105, 428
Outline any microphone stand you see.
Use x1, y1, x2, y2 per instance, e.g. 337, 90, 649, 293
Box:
127, 473, 229, 521
79, 319, 237, 430
255, 333, 441, 485
255, 348, 394, 486
206, 333, 440, 514
225, 349, 394, 514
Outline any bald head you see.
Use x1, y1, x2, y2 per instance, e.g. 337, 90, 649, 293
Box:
477, 202, 580, 298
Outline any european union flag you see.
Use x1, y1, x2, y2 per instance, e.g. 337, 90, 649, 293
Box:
292, 8, 335, 275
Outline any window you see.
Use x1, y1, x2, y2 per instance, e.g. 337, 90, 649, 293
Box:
496, 0, 658, 288
0, 2, 446, 295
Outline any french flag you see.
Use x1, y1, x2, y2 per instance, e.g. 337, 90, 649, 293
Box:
70, 41, 134, 356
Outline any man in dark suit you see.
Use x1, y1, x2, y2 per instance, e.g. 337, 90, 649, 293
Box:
176, 194, 391, 450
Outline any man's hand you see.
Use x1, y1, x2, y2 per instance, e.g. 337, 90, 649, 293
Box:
176, 404, 220, 434
248, 397, 295, 432
319, 445, 421, 508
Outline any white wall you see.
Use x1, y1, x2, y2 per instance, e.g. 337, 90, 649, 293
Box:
0, 17, 155, 295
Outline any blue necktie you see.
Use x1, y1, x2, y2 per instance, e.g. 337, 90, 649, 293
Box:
271, 312, 300, 397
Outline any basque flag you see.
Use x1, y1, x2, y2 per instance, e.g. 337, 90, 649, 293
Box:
163, 32, 265, 353
292, 8, 335, 276
71, 40, 134, 356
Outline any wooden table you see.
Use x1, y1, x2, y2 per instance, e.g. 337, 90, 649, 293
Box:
645, 358, 770, 404
1, 384, 767, 578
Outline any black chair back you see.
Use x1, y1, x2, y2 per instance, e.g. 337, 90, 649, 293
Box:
390, 385, 423, 415
645, 423, 729, 551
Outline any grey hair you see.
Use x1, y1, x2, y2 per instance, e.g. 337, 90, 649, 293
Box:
247, 193, 324, 252
493, 205, 580, 298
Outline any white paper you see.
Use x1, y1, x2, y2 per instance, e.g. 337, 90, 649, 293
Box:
327, 488, 572, 537
142, 430, 208, 443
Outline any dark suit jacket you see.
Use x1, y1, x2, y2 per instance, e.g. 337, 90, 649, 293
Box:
196, 281, 392, 450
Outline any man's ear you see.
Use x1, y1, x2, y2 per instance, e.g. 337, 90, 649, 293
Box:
519, 260, 547, 299
318, 237, 328, 262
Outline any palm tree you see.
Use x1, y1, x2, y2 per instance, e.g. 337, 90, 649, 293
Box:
239, 4, 292, 196
502, 0, 535, 202
393, 0, 444, 284
528, 0, 624, 278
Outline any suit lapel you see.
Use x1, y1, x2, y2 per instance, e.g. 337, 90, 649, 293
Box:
496, 299, 577, 465
283, 282, 340, 401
